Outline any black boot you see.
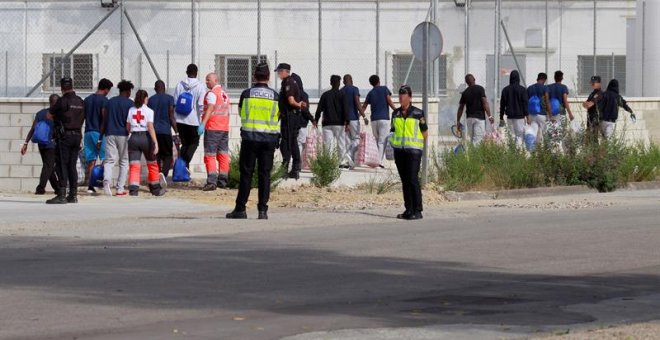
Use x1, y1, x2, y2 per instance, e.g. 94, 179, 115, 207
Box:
66, 187, 78, 203
149, 184, 165, 197
258, 211, 268, 220
129, 185, 140, 197
226, 210, 247, 219
287, 170, 300, 180
46, 188, 67, 205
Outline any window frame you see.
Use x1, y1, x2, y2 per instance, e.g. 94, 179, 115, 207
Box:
42, 53, 94, 92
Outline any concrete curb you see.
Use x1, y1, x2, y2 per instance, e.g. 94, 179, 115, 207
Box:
441, 182, 660, 202
624, 181, 660, 191
443, 185, 595, 202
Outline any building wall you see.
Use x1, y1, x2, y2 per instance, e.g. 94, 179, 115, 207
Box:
0, 1, 636, 99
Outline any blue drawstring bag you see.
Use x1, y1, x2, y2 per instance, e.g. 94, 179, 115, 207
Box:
172, 157, 191, 182
90, 165, 104, 188
550, 98, 562, 116
528, 95, 542, 116
31, 121, 51, 145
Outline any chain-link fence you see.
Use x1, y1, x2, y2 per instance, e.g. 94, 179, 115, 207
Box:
0, 0, 639, 100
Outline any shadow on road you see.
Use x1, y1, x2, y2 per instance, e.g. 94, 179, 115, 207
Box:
1, 235, 659, 331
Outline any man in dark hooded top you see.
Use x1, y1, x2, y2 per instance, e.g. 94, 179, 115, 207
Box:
598, 79, 634, 139
499, 70, 529, 144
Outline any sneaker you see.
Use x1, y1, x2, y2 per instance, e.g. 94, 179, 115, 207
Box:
406, 212, 423, 220
116, 190, 128, 197
159, 173, 168, 189
202, 183, 217, 191
103, 183, 113, 197
226, 210, 248, 219
87, 187, 97, 195
66, 196, 78, 204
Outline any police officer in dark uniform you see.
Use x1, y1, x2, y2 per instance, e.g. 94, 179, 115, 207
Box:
47, 77, 85, 204
275, 63, 307, 179
582, 75, 603, 143
390, 85, 428, 220
226, 63, 280, 220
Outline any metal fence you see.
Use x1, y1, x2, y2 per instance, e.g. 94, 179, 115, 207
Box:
0, 0, 636, 100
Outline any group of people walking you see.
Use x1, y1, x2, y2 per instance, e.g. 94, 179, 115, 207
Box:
27, 65, 633, 221
456, 70, 635, 145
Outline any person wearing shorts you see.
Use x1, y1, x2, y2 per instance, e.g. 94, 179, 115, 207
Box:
83, 78, 112, 194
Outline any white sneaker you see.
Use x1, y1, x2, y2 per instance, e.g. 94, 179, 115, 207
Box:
159, 173, 168, 189
103, 182, 112, 197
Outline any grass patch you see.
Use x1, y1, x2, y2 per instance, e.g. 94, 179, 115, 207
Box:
228, 145, 287, 190
433, 129, 659, 192
309, 145, 342, 188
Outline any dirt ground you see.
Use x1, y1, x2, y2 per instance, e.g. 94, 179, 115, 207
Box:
166, 181, 449, 211
535, 321, 660, 340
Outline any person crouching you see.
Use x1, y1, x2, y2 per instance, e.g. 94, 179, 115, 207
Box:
127, 90, 165, 196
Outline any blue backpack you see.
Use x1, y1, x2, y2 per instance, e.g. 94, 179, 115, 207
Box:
172, 157, 191, 182
528, 95, 542, 115
550, 98, 562, 116
175, 82, 195, 116
31, 121, 51, 145
90, 165, 104, 188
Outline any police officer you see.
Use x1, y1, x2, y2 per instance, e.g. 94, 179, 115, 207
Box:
47, 77, 85, 204
226, 63, 280, 220
275, 63, 307, 180
390, 85, 428, 220
582, 75, 603, 143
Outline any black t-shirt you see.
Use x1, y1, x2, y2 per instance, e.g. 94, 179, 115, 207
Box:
279, 76, 301, 114
586, 88, 603, 121
459, 85, 487, 119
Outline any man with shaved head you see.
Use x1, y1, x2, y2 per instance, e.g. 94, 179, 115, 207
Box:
199, 72, 231, 191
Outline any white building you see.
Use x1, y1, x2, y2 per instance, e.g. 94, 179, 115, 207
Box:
0, 0, 638, 100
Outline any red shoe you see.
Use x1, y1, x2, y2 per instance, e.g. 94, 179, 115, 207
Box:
115, 191, 128, 197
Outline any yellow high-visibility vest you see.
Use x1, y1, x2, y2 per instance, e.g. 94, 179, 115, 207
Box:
240, 86, 280, 135
390, 107, 425, 151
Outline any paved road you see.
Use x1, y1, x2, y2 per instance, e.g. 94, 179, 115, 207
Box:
0, 190, 659, 340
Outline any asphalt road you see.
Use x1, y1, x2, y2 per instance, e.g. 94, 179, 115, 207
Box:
0, 190, 659, 340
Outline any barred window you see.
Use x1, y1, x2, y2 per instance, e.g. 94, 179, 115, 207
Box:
577, 55, 626, 95
42, 53, 93, 91
215, 55, 268, 92
392, 54, 447, 95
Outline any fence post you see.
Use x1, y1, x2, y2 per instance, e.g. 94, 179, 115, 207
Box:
5, 51, 8, 97
376, 0, 379, 75
166, 50, 170, 90
257, 0, 261, 60
318, 0, 322, 96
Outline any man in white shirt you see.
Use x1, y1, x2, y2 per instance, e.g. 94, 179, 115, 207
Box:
173, 64, 207, 168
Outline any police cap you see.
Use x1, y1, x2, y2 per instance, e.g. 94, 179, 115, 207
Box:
590, 75, 602, 83
274, 63, 291, 72
60, 77, 73, 86
398, 84, 413, 97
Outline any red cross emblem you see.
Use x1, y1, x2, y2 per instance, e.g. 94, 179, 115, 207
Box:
133, 110, 144, 124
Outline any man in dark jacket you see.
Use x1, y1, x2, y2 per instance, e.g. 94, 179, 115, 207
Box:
598, 79, 634, 139
314, 75, 348, 165
290, 73, 315, 159
582, 76, 604, 143
500, 70, 529, 144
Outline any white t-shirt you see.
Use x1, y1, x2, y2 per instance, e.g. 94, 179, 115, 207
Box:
173, 77, 206, 126
127, 105, 154, 132
205, 91, 217, 105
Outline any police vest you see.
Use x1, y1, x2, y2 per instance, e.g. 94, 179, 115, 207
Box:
203, 85, 231, 131
390, 106, 425, 151
240, 86, 280, 137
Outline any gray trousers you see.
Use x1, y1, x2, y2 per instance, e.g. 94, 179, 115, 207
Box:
371, 119, 390, 164
344, 120, 361, 166
104, 135, 129, 191
323, 125, 346, 162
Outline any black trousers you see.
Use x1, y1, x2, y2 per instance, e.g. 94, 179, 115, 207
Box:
156, 134, 174, 178
38, 147, 59, 192
394, 148, 423, 213
279, 113, 301, 171
177, 123, 199, 168
55, 131, 82, 193
236, 139, 276, 212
